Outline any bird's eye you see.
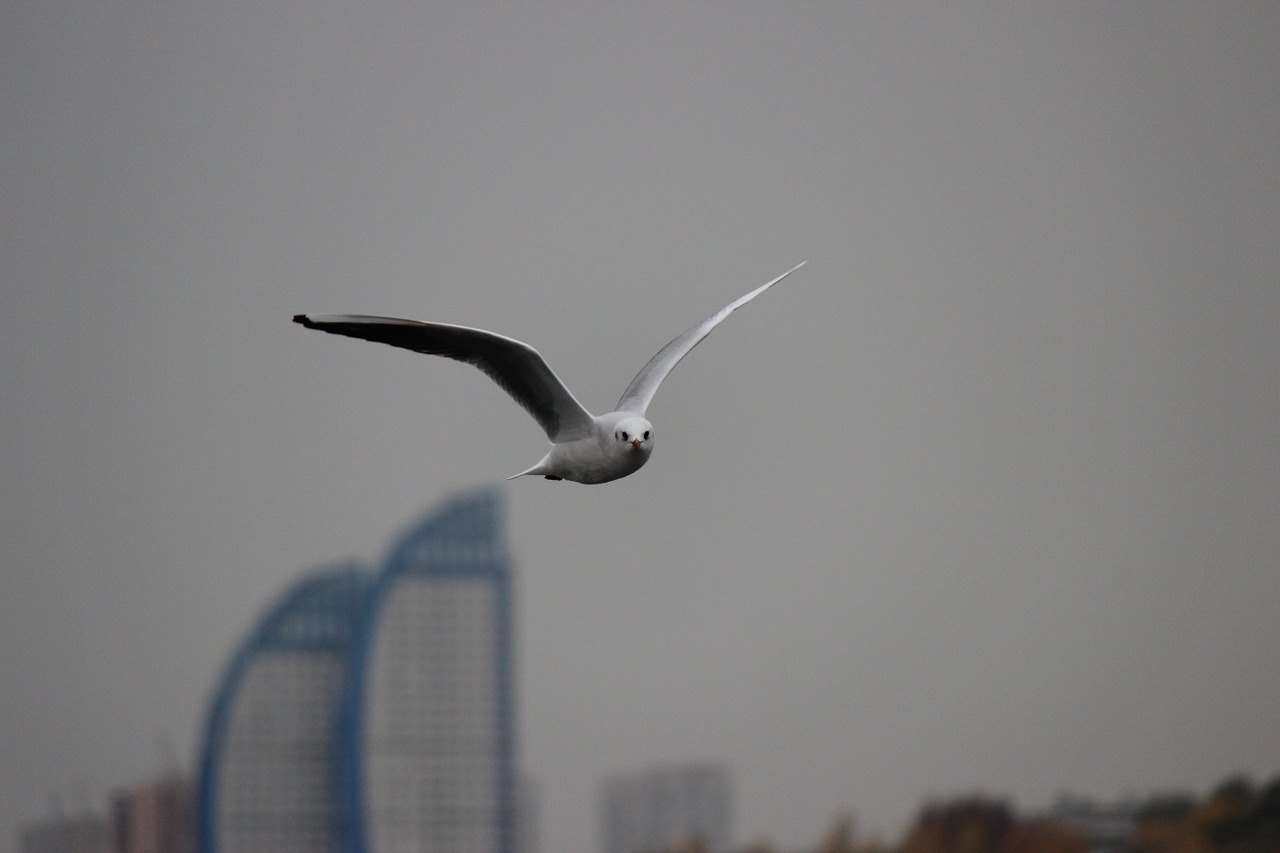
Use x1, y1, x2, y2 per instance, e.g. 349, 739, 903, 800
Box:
643, 430, 650, 440
620, 431, 629, 441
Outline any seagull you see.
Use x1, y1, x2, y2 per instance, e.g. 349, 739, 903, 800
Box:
293, 260, 806, 484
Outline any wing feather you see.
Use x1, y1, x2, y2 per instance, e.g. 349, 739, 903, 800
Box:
292, 314, 595, 442
614, 261, 806, 415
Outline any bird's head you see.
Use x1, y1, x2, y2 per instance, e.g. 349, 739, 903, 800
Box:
613, 417, 654, 455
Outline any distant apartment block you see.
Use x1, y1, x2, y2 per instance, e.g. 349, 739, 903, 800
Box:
1050, 794, 1140, 853
109, 775, 195, 853
601, 761, 733, 853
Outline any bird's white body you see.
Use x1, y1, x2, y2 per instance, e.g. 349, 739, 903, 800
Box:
294, 261, 804, 484
512, 412, 654, 483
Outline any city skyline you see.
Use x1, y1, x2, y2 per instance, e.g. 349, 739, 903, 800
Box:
20, 766, 1280, 853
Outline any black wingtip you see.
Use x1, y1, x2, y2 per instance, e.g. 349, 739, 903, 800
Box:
293, 314, 314, 327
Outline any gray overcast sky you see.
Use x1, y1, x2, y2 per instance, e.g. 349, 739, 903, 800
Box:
2, 3, 1277, 852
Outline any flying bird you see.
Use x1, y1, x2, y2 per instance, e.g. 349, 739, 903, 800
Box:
293, 261, 806, 484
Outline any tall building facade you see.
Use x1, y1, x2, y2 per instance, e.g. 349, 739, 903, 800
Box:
196, 489, 516, 853
338, 490, 515, 853
601, 762, 733, 853
197, 565, 370, 853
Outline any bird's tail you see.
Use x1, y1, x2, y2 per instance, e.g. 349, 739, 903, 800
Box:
506, 460, 550, 480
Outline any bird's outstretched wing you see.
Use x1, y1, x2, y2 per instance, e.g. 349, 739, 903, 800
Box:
614, 261, 807, 416
292, 315, 596, 443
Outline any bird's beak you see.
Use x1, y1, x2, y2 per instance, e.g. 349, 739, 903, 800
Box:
631, 438, 642, 449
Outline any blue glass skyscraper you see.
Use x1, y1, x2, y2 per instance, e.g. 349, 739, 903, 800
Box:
196, 564, 370, 853
196, 489, 515, 853
338, 489, 515, 853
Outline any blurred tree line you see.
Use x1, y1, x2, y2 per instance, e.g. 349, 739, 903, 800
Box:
689, 773, 1280, 853
1128, 775, 1280, 853
893, 797, 1084, 853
